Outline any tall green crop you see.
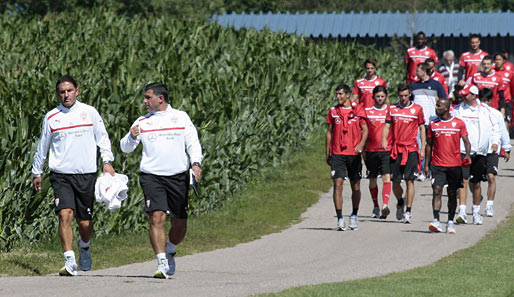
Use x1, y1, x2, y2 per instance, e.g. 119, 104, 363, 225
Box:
0, 9, 403, 251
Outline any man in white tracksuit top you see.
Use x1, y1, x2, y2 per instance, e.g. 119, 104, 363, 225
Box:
32, 75, 115, 276
451, 85, 500, 225
120, 82, 203, 279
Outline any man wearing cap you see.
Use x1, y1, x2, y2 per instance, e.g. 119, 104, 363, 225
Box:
451, 85, 500, 225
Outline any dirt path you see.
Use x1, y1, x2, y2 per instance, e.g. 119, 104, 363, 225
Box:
1, 157, 513, 297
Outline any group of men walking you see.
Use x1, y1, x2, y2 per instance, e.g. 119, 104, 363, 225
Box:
326, 33, 512, 234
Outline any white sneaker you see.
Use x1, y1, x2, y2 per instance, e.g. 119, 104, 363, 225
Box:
349, 215, 358, 230
446, 221, 456, 234
456, 212, 468, 224
59, 256, 78, 276
396, 199, 405, 220
154, 258, 169, 279
78, 243, 92, 271
417, 174, 427, 182
336, 218, 346, 231
473, 212, 483, 225
371, 206, 380, 218
485, 205, 494, 217
380, 205, 390, 219
403, 212, 412, 224
429, 219, 442, 232
166, 252, 176, 276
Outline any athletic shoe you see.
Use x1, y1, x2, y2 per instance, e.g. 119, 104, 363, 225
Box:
485, 205, 494, 217
371, 206, 380, 218
166, 252, 176, 276
456, 212, 468, 224
473, 212, 483, 225
416, 174, 427, 182
349, 215, 358, 230
336, 218, 346, 231
154, 259, 169, 279
403, 212, 412, 224
59, 257, 78, 276
78, 242, 92, 271
380, 205, 390, 219
428, 219, 442, 233
446, 221, 456, 234
396, 198, 405, 220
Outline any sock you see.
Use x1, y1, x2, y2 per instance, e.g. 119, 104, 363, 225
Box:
156, 253, 167, 265
78, 239, 90, 249
406, 207, 412, 213
370, 187, 379, 207
459, 204, 466, 213
472, 205, 480, 214
486, 200, 494, 207
382, 182, 391, 205
166, 241, 177, 255
448, 211, 456, 221
336, 209, 342, 220
352, 208, 358, 216
433, 210, 440, 220
64, 250, 76, 262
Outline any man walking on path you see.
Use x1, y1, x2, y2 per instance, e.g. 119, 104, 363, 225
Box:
326, 84, 368, 231
478, 88, 511, 217
363, 86, 392, 219
382, 83, 425, 223
32, 75, 116, 276
458, 34, 489, 86
352, 58, 388, 108
451, 85, 500, 225
120, 82, 203, 278
424, 98, 471, 234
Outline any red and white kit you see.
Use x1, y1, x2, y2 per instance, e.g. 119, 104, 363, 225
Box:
470, 70, 506, 109
352, 77, 387, 108
459, 50, 489, 81
427, 117, 468, 167
32, 101, 114, 176
386, 102, 425, 163
326, 105, 366, 156
364, 105, 391, 152
405, 46, 438, 83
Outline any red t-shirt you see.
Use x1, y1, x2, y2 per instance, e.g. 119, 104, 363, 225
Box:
459, 50, 489, 81
352, 76, 388, 108
364, 105, 391, 152
405, 46, 438, 83
326, 105, 366, 156
471, 70, 506, 108
386, 103, 425, 160
496, 68, 513, 103
428, 117, 468, 167
431, 72, 449, 97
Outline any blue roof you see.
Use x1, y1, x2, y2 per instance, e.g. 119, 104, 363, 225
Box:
212, 11, 514, 37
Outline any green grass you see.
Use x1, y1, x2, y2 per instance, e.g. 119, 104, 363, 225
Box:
0, 131, 331, 276
257, 209, 514, 297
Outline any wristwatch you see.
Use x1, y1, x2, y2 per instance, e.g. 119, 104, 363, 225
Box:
103, 161, 113, 165
192, 162, 201, 169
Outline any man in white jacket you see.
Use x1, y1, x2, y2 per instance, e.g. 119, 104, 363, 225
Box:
120, 83, 203, 279
479, 88, 511, 217
451, 85, 501, 225
32, 75, 116, 276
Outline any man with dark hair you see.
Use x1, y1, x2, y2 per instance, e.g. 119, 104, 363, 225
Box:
405, 31, 438, 84
479, 88, 511, 217
326, 84, 368, 231
32, 75, 116, 276
352, 58, 388, 108
382, 83, 425, 223
498, 50, 514, 73
470, 56, 507, 116
494, 52, 514, 124
426, 58, 449, 96
424, 98, 471, 234
121, 82, 203, 278
458, 34, 489, 86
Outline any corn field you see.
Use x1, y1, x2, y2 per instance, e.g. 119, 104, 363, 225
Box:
0, 8, 403, 251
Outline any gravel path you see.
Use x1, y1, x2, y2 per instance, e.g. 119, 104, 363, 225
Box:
1, 157, 513, 297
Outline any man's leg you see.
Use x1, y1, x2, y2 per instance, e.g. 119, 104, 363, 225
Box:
470, 181, 483, 225
369, 177, 380, 217
76, 218, 93, 271
333, 178, 344, 218
349, 179, 361, 230
149, 210, 167, 254
486, 173, 496, 216
58, 209, 75, 252
429, 185, 443, 232
393, 181, 405, 220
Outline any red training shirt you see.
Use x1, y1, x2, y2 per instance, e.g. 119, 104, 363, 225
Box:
428, 117, 468, 167
470, 70, 506, 109
459, 50, 489, 81
405, 46, 438, 83
326, 104, 366, 156
386, 102, 425, 163
352, 76, 388, 108
364, 105, 391, 152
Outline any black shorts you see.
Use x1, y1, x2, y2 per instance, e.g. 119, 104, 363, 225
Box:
364, 151, 391, 178
486, 153, 499, 175
330, 154, 362, 181
430, 165, 463, 189
49, 172, 96, 220
463, 154, 487, 183
139, 171, 190, 219
391, 152, 419, 182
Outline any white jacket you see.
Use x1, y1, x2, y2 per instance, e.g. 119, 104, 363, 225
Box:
486, 105, 512, 154
95, 173, 129, 212
120, 104, 203, 176
451, 100, 500, 156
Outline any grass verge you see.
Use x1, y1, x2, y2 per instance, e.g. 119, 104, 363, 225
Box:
0, 131, 331, 276
257, 209, 514, 297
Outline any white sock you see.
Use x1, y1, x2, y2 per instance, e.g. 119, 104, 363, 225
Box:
486, 200, 494, 207
472, 205, 480, 214
79, 239, 90, 249
459, 205, 466, 213
64, 250, 76, 262
166, 241, 177, 255
156, 253, 167, 265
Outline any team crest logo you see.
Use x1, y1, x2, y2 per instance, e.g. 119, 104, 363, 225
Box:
492, 77, 497, 81
410, 108, 416, 114
480, 55, 485, 59
452, 122, 457, 127
87, 208, 91, 215
425, 51, 429, 55
370, 110, 374, 114
55, 198, 59, 206
146, 200, 151, 208
506, 73, 509, 77
170, 117, 178, 124
335, 118, 341, 124
375, 81, 379, 85
331, 170, 335, 177
80, 111, 87, 120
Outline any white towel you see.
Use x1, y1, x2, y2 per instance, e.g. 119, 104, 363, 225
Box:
95, 173, 129, 212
